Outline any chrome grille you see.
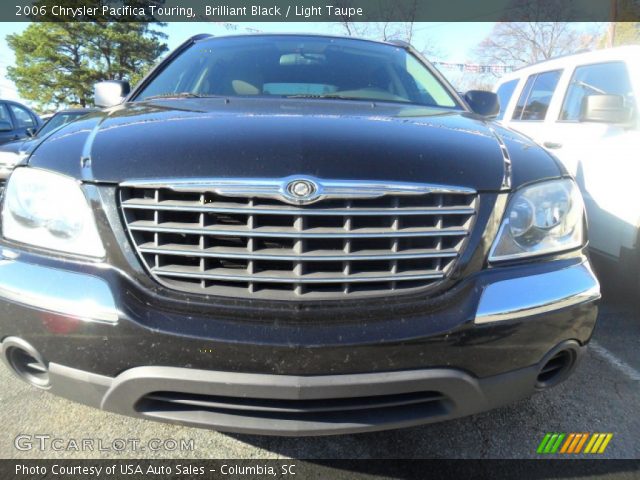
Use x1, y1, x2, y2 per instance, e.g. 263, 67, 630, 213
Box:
120, 179, 477, 299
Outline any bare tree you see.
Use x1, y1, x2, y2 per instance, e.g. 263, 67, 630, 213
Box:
335, 21, 443, 57
333, 0, 442, 57
473, 1, 603, 72
336, 21, 416, 42
474, 22, 600, 71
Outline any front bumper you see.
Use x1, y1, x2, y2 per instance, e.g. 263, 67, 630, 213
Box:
0, 249, 600, 435
39, 344, 581, 436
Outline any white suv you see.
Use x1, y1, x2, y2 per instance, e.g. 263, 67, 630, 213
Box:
495, 46, 640, 282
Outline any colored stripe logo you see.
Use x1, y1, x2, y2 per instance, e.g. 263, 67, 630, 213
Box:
537, 433, 613, 454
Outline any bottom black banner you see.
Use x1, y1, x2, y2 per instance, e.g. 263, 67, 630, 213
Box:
0, 459, 639, 479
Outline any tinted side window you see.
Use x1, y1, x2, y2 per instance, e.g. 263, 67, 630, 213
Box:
560, 62, 635, 121
513, 70, 562, 121
513, 75, 535, 120
0, 104, 12, 131
9, 104, 35, 129
495, 79, 519, 120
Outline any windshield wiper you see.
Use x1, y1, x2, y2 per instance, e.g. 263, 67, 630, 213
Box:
284, 94, 417, 107
143, 92, 221, 100
285, 93, 359, 100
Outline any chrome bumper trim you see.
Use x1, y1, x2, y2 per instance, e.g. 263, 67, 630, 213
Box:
0, 259, 118, 324
475, 262, 600, 324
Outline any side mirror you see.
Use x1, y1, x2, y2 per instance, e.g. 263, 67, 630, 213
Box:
580, 94, 630, 123
25, 127, 36, 137
464, 90, 500, 117
94, 80, 130, 108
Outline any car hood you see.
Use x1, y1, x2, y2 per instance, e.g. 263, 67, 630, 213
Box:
27, 98, 562, 191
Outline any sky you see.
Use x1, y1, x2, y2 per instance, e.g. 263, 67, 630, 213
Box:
0, 21, 496, 107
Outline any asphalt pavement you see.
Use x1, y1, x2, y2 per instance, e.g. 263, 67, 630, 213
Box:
1, 281, 638, 460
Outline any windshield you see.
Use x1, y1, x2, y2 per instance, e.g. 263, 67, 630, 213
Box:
36, 112, 87, 138
135, 35, 460, 109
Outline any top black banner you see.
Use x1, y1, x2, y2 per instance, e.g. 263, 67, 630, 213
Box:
3, 0, 638, 23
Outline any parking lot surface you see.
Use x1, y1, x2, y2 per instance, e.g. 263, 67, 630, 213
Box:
1, 289, 638, 460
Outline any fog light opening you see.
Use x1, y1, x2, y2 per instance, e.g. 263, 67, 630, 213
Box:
536, 348, 576, 389
2, 337, 50, 389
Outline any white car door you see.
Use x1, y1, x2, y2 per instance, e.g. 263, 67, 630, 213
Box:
541, 61, 640, 259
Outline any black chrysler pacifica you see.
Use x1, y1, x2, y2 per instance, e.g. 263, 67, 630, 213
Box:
0, 34, 600, 435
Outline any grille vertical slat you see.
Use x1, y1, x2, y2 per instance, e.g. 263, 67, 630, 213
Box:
294, 215, 304, 296
247, 198, 255, 294
435, 194, 444, 273
120, 182, 477, 299
390, 197, 400, 291
198, 193, 205, 289
343, 200, 353, 295
153, 189, 160, 270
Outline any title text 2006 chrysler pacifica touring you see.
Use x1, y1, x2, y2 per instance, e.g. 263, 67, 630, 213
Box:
0, 34, 600, 435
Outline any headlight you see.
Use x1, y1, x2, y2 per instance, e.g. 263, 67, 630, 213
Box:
489, 179, 584, 262
2, 168, 105, 257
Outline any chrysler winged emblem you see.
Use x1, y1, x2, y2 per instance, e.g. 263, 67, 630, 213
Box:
285, 178, 318, 203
